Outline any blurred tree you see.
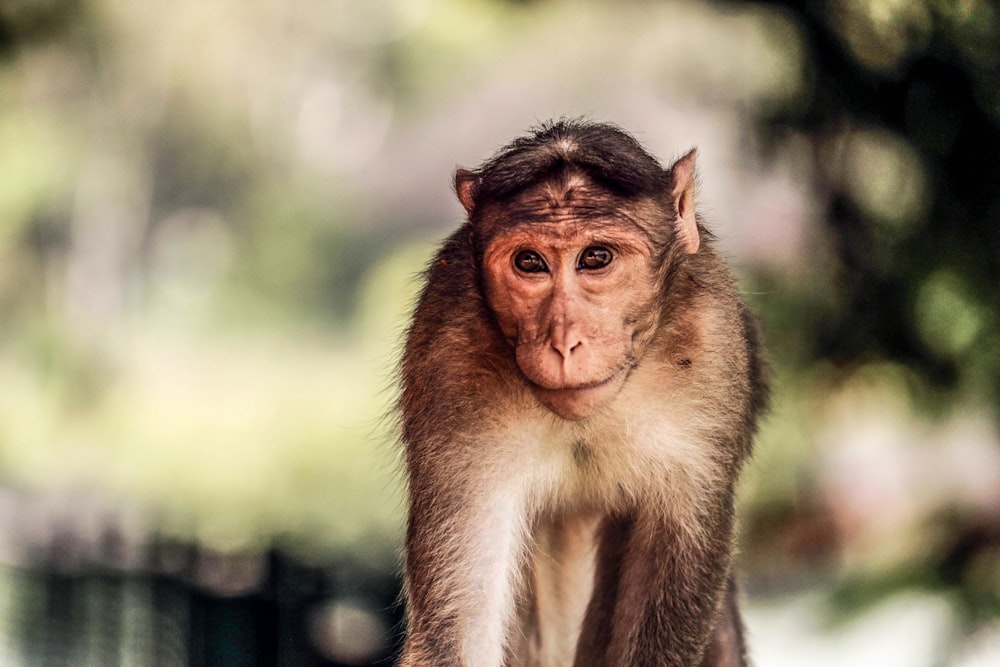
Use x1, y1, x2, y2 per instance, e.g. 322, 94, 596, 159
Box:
729, 0, 1000, 633
0, 0, 84, 53
740, 0, 1000, 406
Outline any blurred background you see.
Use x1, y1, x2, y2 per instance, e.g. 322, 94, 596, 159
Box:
0, 0, 997, 664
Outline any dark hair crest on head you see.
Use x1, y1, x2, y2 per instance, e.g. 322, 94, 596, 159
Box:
461, 119, 672, 211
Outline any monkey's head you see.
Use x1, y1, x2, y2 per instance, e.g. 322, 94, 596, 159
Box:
455, 121, 700, 421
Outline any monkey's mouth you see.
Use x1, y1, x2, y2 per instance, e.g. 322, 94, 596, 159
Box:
527, 366, 630, 421
558, 373, 620, 391
523, 357, 633, 392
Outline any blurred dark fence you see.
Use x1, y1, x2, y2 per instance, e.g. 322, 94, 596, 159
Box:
1, 534, 403, 666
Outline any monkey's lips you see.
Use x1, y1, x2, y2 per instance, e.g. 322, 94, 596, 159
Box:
528, 368, 629, 421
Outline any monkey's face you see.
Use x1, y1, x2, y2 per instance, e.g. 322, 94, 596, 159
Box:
481, 210, 661, 422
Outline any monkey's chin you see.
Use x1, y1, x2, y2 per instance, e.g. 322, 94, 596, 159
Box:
530, 372, 628, 421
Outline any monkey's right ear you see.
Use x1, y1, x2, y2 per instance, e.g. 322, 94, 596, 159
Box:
455, 169, 479, 217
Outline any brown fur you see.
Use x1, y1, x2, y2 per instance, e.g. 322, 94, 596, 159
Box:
398, 120, 767, 666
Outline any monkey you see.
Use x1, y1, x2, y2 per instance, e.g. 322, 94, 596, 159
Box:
397, 119, 767, 667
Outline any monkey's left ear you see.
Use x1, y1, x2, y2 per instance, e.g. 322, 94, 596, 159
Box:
455, 169, 479, 217
667, 148, 700, 254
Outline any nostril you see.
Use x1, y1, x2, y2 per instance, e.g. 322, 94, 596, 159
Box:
552, 339, 583, 360
549, 317, 583, 361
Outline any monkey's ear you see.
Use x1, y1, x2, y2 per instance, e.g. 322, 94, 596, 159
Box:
667, 148, 700, 254
455, 169, 479, 217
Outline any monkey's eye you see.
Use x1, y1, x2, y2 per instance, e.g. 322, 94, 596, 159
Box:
578, 246, 613, 270
514, 250, 548, 273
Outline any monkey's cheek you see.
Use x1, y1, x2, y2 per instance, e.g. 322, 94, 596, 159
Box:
530, 373, 627, 421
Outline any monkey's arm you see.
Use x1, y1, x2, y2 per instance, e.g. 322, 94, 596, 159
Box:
576, 490, 739, 667
399, 458, 530, 667
700, 576, 749, 667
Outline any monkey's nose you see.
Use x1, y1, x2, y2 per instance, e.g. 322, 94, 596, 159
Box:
549, 315, 584, 370
551, 338, 583, 362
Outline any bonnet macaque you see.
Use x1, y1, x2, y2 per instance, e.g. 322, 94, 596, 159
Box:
398, 120, 767, 666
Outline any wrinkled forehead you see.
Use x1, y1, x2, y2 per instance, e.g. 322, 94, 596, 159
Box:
476, 172, 665, 239
481, 172, 659, 230
506, 173, 620, 217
